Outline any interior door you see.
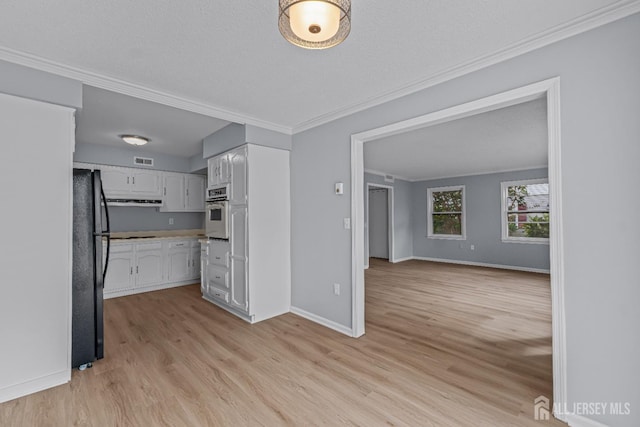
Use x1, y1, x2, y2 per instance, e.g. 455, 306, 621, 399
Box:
368, 188, 389, 259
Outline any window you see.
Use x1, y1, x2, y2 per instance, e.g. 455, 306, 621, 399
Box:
501, 179, 549, 243
427, 185, 465, 239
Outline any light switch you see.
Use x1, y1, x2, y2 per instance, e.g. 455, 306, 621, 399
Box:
344, 218, 351, 229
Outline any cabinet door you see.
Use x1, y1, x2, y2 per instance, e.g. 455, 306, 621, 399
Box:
200, 245, 208, 294
167, 248, 190, 282
220, 153, 231, 183
208, 157, 219, 187
207, 264, 229, 291
190, 246, 201, 279
101, 167, 131, 196
186, 175, 206, 211
229, 206, 248, 312
230, 258, 248, 312
104, 246, 135, 292
229, 147, 247, 205
229, 207, 247, 259
135, 248, 164, 287
162, 174, 185, 211
131, 170, 162, 197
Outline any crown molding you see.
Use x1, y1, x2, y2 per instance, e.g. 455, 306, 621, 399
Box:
1, 1, 637, 137
292, 0, 640, 134
0, 46, 293, 135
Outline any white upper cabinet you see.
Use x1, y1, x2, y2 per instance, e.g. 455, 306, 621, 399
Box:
130, 170, 162, 196
228, 146, 247, 205
186, 175, 206, 211
100, 165, 162, 198
101, 168, 131, 195
208, 153, 231, 187
160, 173, 205, 212
162, 173, 185, 211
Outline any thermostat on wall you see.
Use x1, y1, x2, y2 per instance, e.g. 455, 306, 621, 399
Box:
335, 182, 344, 195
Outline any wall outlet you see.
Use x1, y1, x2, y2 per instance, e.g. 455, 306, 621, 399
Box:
343, 218, 351, 229
470, 244, 475, 251
333, 283, 340, 295
169, 218, 174, 225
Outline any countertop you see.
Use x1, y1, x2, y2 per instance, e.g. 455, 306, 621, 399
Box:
110, 229, 205, 242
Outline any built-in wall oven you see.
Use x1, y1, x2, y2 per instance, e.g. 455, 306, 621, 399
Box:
206, 184, 229, 239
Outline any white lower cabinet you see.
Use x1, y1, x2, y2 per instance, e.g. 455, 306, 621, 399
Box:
135, 243, 164, 287
104, 244, 135, 293
104, 237, 201, 299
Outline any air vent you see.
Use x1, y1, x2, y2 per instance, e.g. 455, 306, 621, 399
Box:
134, 156, 154, 167
384, 174, 395, 183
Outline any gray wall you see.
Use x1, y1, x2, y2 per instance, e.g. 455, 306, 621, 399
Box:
412, 169, 549, 271
74, 142, 205, 232
108, 207, 204, 232
0, 59, 82, 109
364, 172, 413, 263
203, 123, 292, 158
74, 142, 192, 172
291, 13, 640, 426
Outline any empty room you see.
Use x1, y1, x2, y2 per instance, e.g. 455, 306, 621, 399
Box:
1, 2, 639, 426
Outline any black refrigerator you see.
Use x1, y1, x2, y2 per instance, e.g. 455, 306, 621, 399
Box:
72, 169, 111, 369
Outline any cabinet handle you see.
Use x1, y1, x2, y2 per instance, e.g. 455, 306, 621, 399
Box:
136, 266, 139, 274
164, 187, 167, 196
127, 177, 130, 184
130, 267, 133, 275
132, 177, 135, 185
186, 188, 189, 196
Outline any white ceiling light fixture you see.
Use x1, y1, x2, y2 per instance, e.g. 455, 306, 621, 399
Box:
120, 135, 150, 146
279, 0, 351, 49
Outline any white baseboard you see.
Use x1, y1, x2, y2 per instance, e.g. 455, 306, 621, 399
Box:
0, 369, 70, 403
565, 413, 609, 427
391, 256, 413, 263
290, 306, 353, 337
411, 256, 550, 274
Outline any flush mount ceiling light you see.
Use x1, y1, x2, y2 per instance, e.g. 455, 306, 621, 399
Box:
120, 135, 150, 146
279, 0, 351, 49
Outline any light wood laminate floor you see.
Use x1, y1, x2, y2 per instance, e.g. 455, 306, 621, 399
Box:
1, 259, 564, 426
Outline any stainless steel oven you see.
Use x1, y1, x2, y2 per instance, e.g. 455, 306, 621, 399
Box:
206, 184, 229, 239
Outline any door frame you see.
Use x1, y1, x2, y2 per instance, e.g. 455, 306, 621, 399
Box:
350, 77, 567, 419
365, 183, 394, 267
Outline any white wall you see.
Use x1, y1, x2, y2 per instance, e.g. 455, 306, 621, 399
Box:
290, 13, 640, 427
0, 93, 75, 402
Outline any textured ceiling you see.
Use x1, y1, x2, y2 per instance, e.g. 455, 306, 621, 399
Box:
77, 86, 229, 157
0, 1, 626, 130
364, 98, 548, 181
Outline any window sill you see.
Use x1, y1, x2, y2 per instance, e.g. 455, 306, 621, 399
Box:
428, 235, 466, 241
502, 238, 549, 245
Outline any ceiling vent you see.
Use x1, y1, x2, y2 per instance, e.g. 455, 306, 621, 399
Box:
384, 174, 395, 183
134, 156, 154, 167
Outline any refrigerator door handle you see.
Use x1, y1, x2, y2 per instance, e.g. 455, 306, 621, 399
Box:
100, 183, 111, 281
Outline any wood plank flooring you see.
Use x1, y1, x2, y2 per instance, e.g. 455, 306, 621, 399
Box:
1, 259, 565, 426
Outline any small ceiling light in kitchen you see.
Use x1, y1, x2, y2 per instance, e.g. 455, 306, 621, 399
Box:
279, 0, 351, 49
120, 135, 150, 146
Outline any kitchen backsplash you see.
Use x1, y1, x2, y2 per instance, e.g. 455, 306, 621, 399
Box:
108, 207, 204, 232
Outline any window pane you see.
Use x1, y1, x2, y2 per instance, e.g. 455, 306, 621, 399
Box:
432, 190, 462, 212
507, 216, 549, 238
432, 214, 462, 235
507, 184, 549, 212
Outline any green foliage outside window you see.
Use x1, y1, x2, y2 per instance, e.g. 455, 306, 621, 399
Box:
431, 190, 462, 235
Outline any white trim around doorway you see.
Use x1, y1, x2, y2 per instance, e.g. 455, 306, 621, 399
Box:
350, 77, 567, 422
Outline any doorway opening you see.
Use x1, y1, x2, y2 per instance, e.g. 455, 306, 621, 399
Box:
350, 78, 566, 419
365, 183, 394, 268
